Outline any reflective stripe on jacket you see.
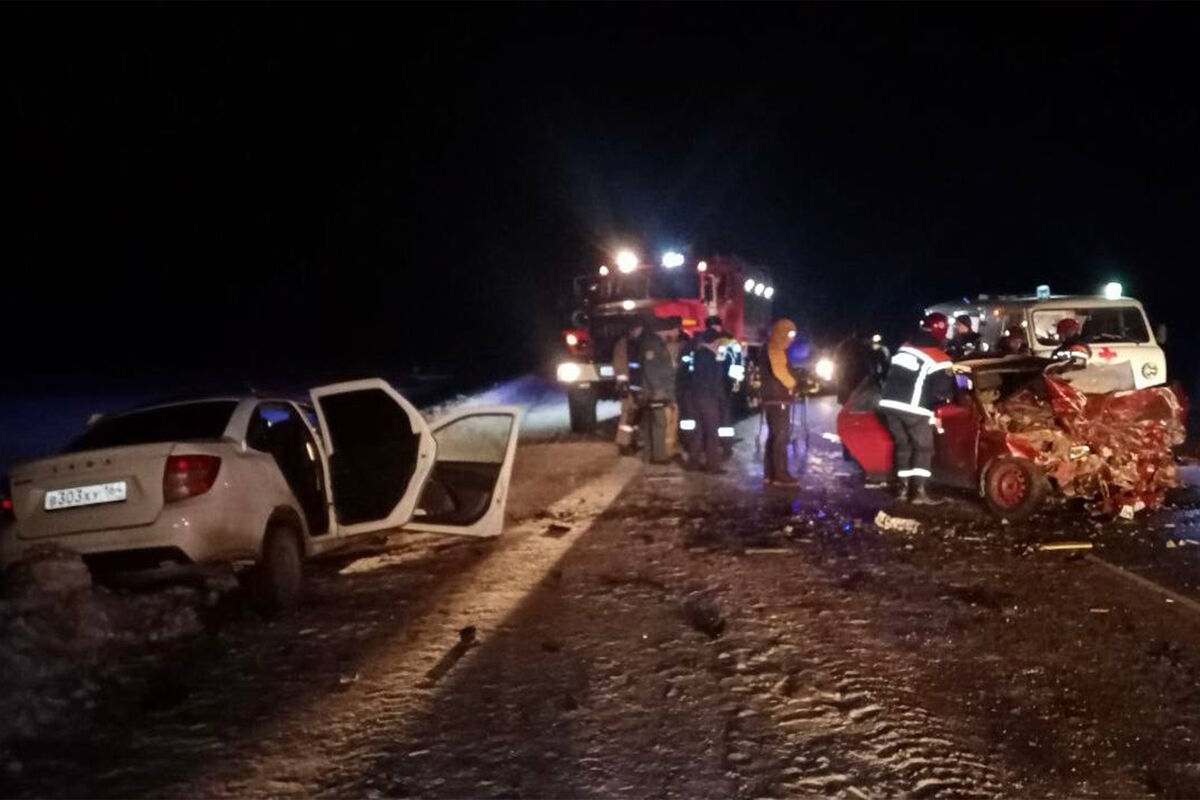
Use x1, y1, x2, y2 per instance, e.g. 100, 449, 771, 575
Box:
879, 344, 952, 418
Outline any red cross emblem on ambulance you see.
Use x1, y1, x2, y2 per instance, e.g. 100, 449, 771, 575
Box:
1097, 346, 1118, 362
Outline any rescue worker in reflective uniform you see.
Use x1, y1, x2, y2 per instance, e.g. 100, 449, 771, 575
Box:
879, 312, 956, 504
1051, 317, 1089, 366
612, 316, 649, 455
685, 328, 727, 473
945, 314, 982, 361
640, 316, 680, 464
760, 319, 801, 487
705, 315, 739, 447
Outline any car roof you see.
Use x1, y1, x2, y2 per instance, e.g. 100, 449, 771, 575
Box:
930, 295, 1146, 312
96, 395, 301, 422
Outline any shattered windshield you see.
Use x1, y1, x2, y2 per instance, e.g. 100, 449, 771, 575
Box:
1031, 306, 1151, 346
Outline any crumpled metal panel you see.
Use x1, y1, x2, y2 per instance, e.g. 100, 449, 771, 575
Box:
987, 377, 1186, 512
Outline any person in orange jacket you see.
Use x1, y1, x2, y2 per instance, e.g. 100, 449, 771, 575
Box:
759, 318, 800, 486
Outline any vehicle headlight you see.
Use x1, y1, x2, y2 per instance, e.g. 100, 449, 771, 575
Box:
815, 358, 835, 382
556, 362, 582, 383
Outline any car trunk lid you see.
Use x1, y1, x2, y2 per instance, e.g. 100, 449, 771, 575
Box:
8, 443, 177, 539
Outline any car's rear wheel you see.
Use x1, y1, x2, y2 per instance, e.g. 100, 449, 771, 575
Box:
983, 456, 1047, 521
249, 524, 304, 614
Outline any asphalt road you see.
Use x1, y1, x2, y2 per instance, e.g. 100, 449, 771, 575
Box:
6, 382, 1200, 798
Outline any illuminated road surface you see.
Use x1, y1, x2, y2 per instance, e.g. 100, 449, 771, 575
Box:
7, 381, 1200, 798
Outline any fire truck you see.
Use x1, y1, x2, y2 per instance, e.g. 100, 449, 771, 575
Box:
554, 249, 775, 432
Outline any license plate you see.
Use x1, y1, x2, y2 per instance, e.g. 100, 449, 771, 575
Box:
44, 481, 128, 511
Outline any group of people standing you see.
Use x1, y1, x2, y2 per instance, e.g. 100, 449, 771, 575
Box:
611, 314, 738, 473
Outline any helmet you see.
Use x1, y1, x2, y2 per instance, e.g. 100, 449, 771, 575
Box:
1056, 318, 1081, 340
921, 312, 950, 342
705, 314, 723, 329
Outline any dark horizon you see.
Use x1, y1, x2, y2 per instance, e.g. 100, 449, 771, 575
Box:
6, 4, 1199, 392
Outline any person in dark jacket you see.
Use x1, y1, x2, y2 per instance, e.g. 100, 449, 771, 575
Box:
760, 318, 800, 487
640, 317, 679, 464
685, 329, 727, 473
944, 314, 982, 361
834, 330, 874, 404
612, 316, 650, 453
879, 313, 956, 504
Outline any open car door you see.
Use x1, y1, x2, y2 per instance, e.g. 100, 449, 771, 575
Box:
403, 406, 523, 538
309, 379, 436, 537
836, 377, 894, 482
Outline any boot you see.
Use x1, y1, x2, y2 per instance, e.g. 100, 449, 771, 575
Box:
909, 477, 944, 505
893, 478, 910, 500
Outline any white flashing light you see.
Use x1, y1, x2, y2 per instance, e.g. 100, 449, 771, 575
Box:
815, 357, 835, 382
621, 299, 636, 311
615, 249, 639, 273
599, 265, 609, 276
556, 362, 582, 383
744, 278, 756, 292
697, 260, 708, 272
1104, 281, 1123, 300
1036, 284, 1051, 300
565, 333, 579, 347
718, 426, 735, 438
661, 251, 685, 268
679, 419, 697, 431
763, 286, 775, 299
872, 333, 882, 343
754, 282, 765, 296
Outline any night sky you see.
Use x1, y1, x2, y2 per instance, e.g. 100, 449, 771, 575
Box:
7, 4, 1199, 393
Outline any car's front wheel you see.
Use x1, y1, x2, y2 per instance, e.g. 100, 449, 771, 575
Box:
983, 456, 1048, 521
248, 524, 304, 613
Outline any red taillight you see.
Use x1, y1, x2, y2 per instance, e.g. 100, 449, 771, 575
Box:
163, 455, 222, 503
1, 496, 12, 521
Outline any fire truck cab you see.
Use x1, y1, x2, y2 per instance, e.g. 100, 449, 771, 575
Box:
556, 253, 774, 433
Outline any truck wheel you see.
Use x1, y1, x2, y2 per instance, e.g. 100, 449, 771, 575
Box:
567, 386, 598, 433
983, 457, 1048, 521
249, 524, 304, 614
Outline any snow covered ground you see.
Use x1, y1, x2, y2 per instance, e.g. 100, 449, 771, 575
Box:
6, 379, 1200, 797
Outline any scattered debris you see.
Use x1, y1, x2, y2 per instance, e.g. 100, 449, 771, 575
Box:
1037, 542, 1094, 552
744, 547, 791, 555
681, 595, 726, 639
874, 510, 921, 535
543, 523, 572, 538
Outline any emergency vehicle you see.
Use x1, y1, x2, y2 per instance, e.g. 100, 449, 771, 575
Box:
928, 283, 1168, 394
555, 250, 774, 432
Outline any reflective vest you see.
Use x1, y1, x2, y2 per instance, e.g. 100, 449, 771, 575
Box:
879, 344, 952, 418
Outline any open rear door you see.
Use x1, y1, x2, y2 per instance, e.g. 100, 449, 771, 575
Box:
403, 406, 522, 538
309, 379, 435, 536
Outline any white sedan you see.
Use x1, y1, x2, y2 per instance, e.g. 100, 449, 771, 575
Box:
0, 379, 521, 610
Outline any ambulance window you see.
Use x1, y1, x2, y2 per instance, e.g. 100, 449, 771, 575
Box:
1032, 307, 1151, 346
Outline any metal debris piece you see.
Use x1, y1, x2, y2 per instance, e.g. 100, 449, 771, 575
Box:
1037, 541, 1094, 551
874, 510, 921, 535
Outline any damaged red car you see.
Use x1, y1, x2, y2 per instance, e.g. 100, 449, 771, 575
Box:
838, 356, 1187, 520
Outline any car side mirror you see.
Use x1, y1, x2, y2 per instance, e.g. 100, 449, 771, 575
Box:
1156, 323, 1168, 344
571, 309, 589, 328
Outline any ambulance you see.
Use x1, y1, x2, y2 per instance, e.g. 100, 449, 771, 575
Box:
928, 283, 1168, 394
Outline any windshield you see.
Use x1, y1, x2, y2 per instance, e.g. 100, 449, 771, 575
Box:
67, 400, 238, 453
576, 270, 699, 304
1031, 306, 1151, 347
